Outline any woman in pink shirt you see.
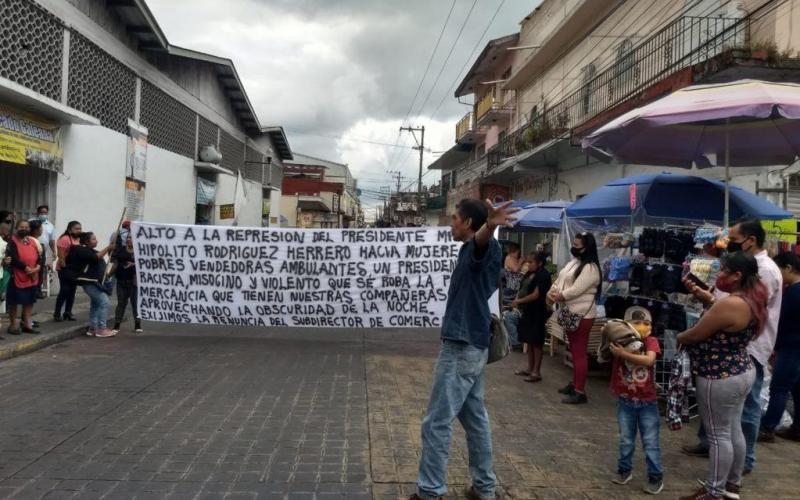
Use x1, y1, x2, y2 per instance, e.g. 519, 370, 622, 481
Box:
54, 221, 81, 322
5, 220, 42, 335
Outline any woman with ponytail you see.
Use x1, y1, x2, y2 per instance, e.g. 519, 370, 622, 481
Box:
677, 252, 767, 500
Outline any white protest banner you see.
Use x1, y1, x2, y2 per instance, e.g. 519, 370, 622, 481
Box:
132, 222, 461, 328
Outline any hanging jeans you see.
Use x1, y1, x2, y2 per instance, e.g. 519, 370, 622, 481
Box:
567, 318, 594, 393
417, 341, 496, 500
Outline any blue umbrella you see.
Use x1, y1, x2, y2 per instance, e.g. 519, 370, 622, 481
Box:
513, 200, 572, 231
565, 173, 791, 222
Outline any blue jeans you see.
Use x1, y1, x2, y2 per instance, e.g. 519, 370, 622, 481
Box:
503, 310, 521, 348
761, 348, 800, 431
617, 398, 663, 482
418, 341, 496, 499
698, 358, 764, 471
83, 284, 110, 330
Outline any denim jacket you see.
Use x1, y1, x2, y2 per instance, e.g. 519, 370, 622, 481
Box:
441, 238, 501, 349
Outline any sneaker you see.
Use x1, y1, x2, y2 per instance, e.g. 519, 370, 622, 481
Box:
85, 327, 95, 337
776, 426, 800, 441
611, 471, 633, 485
134, 321, 142, 333
679, 486, 723, 500
557, 382, 575, 395
94, 328, 116, 338
113, 322, 121, 331
758, 428, 776, 443
643, 478, 664, 495
561, 392, 588, 404
681, 443, 710, 458
696, 479, 740, 500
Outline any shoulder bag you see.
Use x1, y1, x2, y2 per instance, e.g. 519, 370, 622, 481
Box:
555, 263, 597, 333
488, 277, 510, 364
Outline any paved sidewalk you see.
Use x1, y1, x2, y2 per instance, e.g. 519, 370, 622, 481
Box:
0, 325, 798, 499
0, 294, 92, 360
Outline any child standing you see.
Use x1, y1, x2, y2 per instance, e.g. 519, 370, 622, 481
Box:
609, 306, 664, 495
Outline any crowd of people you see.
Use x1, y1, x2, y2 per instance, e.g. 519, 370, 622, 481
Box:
496, 219, 799, 499
0, 207, 141, 340
402, 201, 798, 500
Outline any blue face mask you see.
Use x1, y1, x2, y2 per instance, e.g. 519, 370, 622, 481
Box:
38, 214, 48, 222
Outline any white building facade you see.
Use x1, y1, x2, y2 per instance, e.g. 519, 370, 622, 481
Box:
0, 0, 293, 245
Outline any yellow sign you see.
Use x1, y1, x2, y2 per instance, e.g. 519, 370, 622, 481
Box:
0, 104, 63, 171
762, 219, 797, 243
219, 204, 235, 220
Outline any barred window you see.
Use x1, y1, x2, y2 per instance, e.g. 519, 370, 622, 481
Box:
68, 33, 135, 133
139, 80, 196, 158
0, 0, 64, 101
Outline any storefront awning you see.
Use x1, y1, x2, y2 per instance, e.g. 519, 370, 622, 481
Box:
297, 195, 331, 212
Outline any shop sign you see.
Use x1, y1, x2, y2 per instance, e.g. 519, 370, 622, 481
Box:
0, 104, 63, 172
219, 204, 235, 220
126, 119, 148, 182
124, 179, 146, 221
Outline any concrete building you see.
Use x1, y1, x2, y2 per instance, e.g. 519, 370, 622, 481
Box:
281, 153, 361, 228
431, 0, 800, 226
0, 0, 293, 242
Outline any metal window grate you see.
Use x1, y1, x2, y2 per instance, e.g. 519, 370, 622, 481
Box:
0, 0, 64, 101
219, 129, 245, 173
197, 116, 218, 159
68, 33, 135, 133
245, 145, 264, 183
140, 80, 196, 158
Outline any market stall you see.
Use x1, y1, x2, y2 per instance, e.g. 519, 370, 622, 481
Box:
548, 173, 792, 396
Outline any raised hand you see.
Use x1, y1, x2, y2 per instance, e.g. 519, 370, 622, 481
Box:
484, 199, 519, 229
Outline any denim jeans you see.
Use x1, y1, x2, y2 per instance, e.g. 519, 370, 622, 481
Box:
418, 341, 496, 499
617, 397, 663, 482
698, 357, 764, 471
82, 284, 110, 330
761, 348, 800, 431
503, 309, 521, 348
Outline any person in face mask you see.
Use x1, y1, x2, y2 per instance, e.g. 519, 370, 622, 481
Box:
681, 220, 782, 476
677, 251, 768, 500
35, 205, 55, 268
4, 220, 42, 335
547, 232, 602, 404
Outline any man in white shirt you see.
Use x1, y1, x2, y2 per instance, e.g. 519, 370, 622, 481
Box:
35, 205, 56, 298
682, 219, 782, 475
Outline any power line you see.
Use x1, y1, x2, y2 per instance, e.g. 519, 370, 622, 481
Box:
388, 0, 458, 172
286, 129, 419, 150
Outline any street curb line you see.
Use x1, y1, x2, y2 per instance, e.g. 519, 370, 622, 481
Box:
0, 326, 86, 361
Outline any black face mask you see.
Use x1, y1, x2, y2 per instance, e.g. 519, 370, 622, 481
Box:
570, 247, 583, 258
727, 239, 748, 253
16, 230, 29, 238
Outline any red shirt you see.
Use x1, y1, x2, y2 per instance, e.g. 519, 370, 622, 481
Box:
56, 234, 78, 270
609, 335, 661, 402
11, 236, 40, 289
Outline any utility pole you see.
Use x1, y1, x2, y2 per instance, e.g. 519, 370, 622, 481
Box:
386, 170, 403, 194
400, 125, 425, 217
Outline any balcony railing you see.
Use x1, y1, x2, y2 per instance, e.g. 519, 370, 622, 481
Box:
488, 14, 748, 168
456, 112, 474, 141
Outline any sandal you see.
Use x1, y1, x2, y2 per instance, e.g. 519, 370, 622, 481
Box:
524, 375, 543, 383
514, 370, 531, 376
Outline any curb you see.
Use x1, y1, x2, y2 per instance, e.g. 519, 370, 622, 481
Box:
0, 325, 87, 362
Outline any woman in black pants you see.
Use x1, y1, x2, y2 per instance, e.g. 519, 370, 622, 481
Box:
54, 221, 81, 321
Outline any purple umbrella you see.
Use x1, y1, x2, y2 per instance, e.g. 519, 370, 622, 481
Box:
582, 80, 800, 225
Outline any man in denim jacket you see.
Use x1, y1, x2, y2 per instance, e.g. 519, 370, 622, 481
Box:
402, 198, 517, 500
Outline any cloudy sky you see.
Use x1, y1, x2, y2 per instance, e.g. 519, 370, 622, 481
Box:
147, 0, 538, 212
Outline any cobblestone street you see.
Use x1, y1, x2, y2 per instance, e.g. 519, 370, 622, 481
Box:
0, 325, 798, 499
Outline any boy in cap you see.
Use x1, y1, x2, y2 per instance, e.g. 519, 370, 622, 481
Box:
610, 306, 663, 495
